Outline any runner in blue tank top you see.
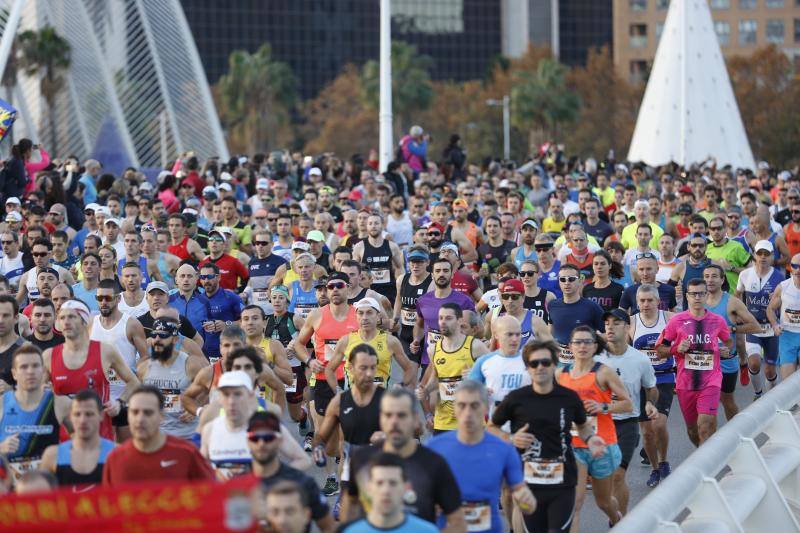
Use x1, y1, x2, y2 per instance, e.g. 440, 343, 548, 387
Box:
117, 255, 151, 289
288, 279, 318, 321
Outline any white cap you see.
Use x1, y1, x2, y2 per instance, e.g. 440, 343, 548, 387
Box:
84, 202, 101, 211
104, 218, 121, 227
216, 226, 233, 236
182, 208, 198, 216
353, 297, 381, 312
754, 240, 774, 253
95, 206, 111, 217
216, 370, 254, 391
256, 178, 269, 189
139, 181, 153, 191
202, 185, 218, 196
5, 211, 21, 222
291, 241, 310, 251
758, 161, 770, 170
779, 171, 793, 181
146, 280, 169, 294
220, 171, 234, 181
5, 197, 20, 205
309, 167, 322, 177
218, 182, 232, 192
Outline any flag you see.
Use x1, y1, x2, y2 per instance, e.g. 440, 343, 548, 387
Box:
0, 98, 16, 145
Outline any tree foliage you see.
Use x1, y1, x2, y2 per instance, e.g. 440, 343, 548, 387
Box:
214, 44, 297, 154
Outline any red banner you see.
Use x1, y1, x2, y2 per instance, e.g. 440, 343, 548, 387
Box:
0, 475, 259, 532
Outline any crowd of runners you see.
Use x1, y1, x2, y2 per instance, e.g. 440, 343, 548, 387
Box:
0, 132, 794, 532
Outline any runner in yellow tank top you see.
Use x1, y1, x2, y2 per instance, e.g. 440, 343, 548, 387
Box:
240, 305, 294, 407
326, 297, 418, 391
419, 302, 489, 432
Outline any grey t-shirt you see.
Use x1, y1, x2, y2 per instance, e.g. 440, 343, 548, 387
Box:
594, 346, 656, 420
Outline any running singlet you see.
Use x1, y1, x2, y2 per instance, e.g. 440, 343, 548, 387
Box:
143, 352, 195, 439
345, 331, 392, 386
207, 415, 251, 479
537, 260, 562, 299
514, 246, 538, 269
416, 291, 476, 366
117, 256, 150, 289
682, 259, 712, 298
632, 311, 674, 384
778, 278, 800, 333
523, 290, 550, 324
340, 386, 384, 446
520, 309, 536, 344
363, 239, 395, 299
288, 280, 318, 320
168, 236, 190, 260
0, 390, 59, 479
432, 336, 476, 431
0, 253, 25, 290
55, 438, 115, 489
784, 223, 800, 262
657, 310, 731, 391
398, 274, 431, 343
50, 341, 114, 440
557, 362, 617, 447
313, 305, 358, 381
90, 314, 137, 401
739, 267, 784, 336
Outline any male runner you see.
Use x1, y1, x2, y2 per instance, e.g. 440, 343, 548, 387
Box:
199, 262, 244, 361
286, 253, 318, 321
17, 238, 74, 305
393, 246, 432, 366
484, 279, 550, 345
548, 264, 604, 365
618, 254, 677, 314
241, 304, 293, 407
767, 253, 800, 379
118, 262, 150, 317
26, 298, 64, 351
352, 213, 405, 303
118, 230, 158, 288
669, 233, 714, 305
166, 213, 204, 262
510, 219, 539, 269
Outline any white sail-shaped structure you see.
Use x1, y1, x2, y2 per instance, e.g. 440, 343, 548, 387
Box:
0, 0, 228, 172
627, 0, 755, 170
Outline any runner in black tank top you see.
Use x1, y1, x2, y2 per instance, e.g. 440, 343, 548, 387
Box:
348, 287, 369, 305
363, 239, 396, 303
524, 289, 552, 324
398, 272, 432, 364
265, 312, 297, 347
340, 386, 384, 446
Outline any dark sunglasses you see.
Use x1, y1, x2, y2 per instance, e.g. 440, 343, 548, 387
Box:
501, 293, 521, 301
689, 243, 706, 248
254, 241, 270, 246
32, 252, 49, 258
709, 226, 724, 231
534, 245, 553, 252
208, 236, 225, 242
95, 295, 115, 302
327, 281, 347, 290
199, 274, 217, 280
153, 331, 174, 339
792, 263, 800, 270
527, 359, 553, 369
519, 271, 538, 277
247, 431, 277, 443
0, 240, 14, 245
427, 231, 441, 237
267, 217, 278, 222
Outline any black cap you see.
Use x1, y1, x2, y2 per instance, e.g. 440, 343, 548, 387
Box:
678, 204, 693, 215
241, 204, 253, 216
603, 308, 629, 323
327, 271, 350, 284
248, 411, 280, 432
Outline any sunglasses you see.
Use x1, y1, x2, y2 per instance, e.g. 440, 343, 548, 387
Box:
686, 291, 707, 298
247, 431, 277, 443
559, 276, 579, 283
792, 263, 800, 270
689, 243, 706, 248
153, 331, 174, 339
96, 295, 115, 302
267, 217, 278, 222
636, 252, 657, 260
520, 271, 538, 277
0, 240, 13, 245
199, 274, 217, 280
327, 281, 347, 290
534, 245, 553, 252
501, 293, 521, 301
32, 252, 48, 258
709, 226, 724, 231
571, 338, 596, 345
427, 231, 442, 237
254, 241, 270, 246
209, 237, 225, 243
527, 359, 553, 368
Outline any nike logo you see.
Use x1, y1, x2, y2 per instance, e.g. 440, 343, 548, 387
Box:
160, 460, 178, 468
343, 407, 353, 415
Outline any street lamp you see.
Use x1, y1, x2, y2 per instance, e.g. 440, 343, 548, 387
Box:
486, 95, 510, 161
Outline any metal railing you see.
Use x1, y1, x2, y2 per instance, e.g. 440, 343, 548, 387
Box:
613, 370, 800, 532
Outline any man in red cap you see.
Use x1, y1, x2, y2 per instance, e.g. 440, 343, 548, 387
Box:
484, 278, 550, 345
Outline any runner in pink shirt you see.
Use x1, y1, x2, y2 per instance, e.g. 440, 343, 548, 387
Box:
656, 278, 732, 447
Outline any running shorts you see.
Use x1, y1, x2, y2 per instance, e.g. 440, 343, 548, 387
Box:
613, 418, 640, 470
524, 486, 576, 533
745, 334, 779, 366
676, 386, 721, 426
573, 444, 622, 479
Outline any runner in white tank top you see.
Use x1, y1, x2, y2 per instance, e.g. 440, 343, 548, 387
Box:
386, 210, 413, 248
90, 313, 138, 400
0, 253, 25, 291
204, 414, 252, 480
778, 278, 800, 333
119, 294, 149, 317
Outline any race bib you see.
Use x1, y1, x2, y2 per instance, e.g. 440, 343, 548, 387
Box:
323, 340, 338, 364
252, 290, 270, 304
524, 459, 565, 485
759, 323, 774, 336
285, 375, 298, 393
787, 310, 800, 325
8, 457, 40, 480
463, 500, 491, 532
401, 308, 417, 327
645, 350, 664, 365
686, 350, 714, 371
570, 416, 596, 438
558, 344, 574, 365
163, 390, 182, 414
295, 305, 315, 321
372, 269, 390, 284
439, 377, 461, 401
427, 329, 442, 346
107, 367, 122, 386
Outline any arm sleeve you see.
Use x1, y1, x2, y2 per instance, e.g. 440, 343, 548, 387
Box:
667, 286, 677, 309
434, 455, 462, 515
180, 315, 199, 338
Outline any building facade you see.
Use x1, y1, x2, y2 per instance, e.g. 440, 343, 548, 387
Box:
614, 0, 800, 83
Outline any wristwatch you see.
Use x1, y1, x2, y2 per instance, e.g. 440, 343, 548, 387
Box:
225, 320, 233, 326
601, 402, 610, 414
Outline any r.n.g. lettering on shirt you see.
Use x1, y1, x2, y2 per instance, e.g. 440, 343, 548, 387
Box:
686, 333, 713, 345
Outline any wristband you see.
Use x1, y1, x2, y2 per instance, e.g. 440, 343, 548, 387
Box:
601, 402, 610, 414
196, 406, 203, 418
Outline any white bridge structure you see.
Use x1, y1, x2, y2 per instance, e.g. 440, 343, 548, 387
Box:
613, 370, 800, 533
0, 0, 228, 170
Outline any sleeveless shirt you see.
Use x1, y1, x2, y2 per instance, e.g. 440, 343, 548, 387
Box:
557, 362, 617, 447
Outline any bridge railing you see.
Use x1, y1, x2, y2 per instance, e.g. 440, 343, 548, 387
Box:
613, 370, 800, 533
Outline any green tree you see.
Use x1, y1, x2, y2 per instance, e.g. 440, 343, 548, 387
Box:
17, 25, 71, 154
362, 41, 434, 138
214, 44, 297, 154
511, 58, 579, 151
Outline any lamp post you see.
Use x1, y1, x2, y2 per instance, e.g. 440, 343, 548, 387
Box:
378, 0, 393, 172
486, 95, 510, 160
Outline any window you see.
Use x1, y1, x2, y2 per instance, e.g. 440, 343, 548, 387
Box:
656, 0, 670, 8
656, 21, 665, 42
630, 60, 648, 83
710, 0, 730, 8
630, 23, 648, 48
739, 19, 757, 45
739, 0, 757, 8
630, 0, 647, 11
766, 19, 785, 43
766, 0, 784, 6
715, 21, 731, 45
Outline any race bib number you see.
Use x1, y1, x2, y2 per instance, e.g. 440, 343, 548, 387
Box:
759, 323, 774, 336
8, 457, 40, 480
252, 290, 270, 304
372, 269, 390, 284
570, 416, 596, 438
427, 330, 442, 346
285, 375, 298, 393
107, 367, 122, 386
163, 390, 182, 414
295, 305, 315, 321
401, 308, 417, 327
558, 344, 574, 365
686, 350, 714, 371
463, 501, 491, 532
439, 377, 461, 401
323, 340, 338, 364
524, 459, 565, 485
645, 350, 664, 365
786, 309, 800, 325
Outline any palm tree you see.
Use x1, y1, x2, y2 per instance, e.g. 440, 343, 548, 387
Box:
17, 25, 71, 154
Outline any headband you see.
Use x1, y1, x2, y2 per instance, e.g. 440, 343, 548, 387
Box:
60, 299, 90, 324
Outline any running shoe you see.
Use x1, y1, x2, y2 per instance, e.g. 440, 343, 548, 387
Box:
323, 475, 340, 497
303, 433, 313, 453
740, 365, 750, 386
646, 469, 661, 488
658, 461, 671, 479
640, 447, 650, 466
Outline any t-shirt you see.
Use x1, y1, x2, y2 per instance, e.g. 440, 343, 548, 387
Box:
25, 333, 65, 352
705, 239, 752, 293
342, 514, 438, 533
582, 282, 624, 312
258, 464, 329, 521
619, 283, 676, 314
348, 445, 461, 524
427, 432, 522, 533
657, 310, 731, 391
102, 435, 215, 485
594, 347, 656, 420
620, 221, 663, 250
248, 254, 287, 281
491, 384, 586, 488
548, 298, 605, 345
585, 219, 614, 244
199, 254, 249, 291
417, 290, 476, 365
469, 350, 530, 408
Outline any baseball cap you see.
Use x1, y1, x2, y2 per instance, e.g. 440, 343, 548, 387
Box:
104, 218, 121, 227
291, 241, 310, 251
218, 182, 233, 192
220, 171, 234, 182
5, 197, 20, 206
306, 230, 324, 242
256, 178, 269, 190
248, 410, 280, 433
440, 241, 459, 254
139, 181, 153, 192
452, 199, 468, 209
208, 229, 227, 241
4, 211, 21, 222
328, 272, 350, 284
677, 204, 693, 215
216, 226, 233, 236
754, 240, 774, 253
182, 208, 198, 216
498, 279, 524, 294
408, 249, 429, 261
426, 222, 445, 234
95, 206, 111, 217
146, 281, 169, 294
241, 205, 253, 216
603, 308, 630, 323
678, 185, 693, 194
309, 167, 322, 177
202, 185, 218, 197
354, 297, 381, 312
521, 219, 538, 230
84, 202, 101, 212
217, 370, 253, 391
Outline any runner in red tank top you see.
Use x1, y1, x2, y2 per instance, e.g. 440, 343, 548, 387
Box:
166, 213, 203, 261
44, 300, 140, 441
168, 236, 190, 260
